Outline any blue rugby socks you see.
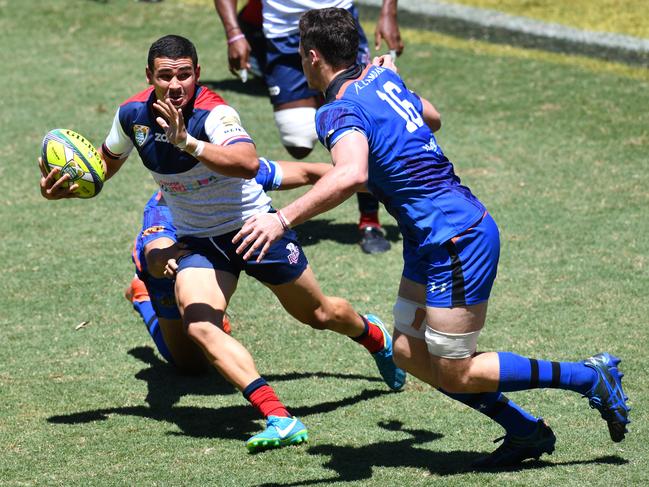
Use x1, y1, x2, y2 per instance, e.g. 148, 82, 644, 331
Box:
439, 389, 539, 437
132, 299, 174, 364
497, 352, 597, 395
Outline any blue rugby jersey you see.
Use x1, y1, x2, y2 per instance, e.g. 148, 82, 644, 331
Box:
316, 64, 485, 252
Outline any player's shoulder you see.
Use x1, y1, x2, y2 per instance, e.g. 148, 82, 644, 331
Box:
194, 86, 228, 112
120, 87, 154, 107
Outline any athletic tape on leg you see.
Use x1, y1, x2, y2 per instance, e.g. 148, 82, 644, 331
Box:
393, 296, 427, 339
425, 326, 480, 359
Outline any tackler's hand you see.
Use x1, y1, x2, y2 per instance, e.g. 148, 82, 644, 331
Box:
232, 212, 286, 262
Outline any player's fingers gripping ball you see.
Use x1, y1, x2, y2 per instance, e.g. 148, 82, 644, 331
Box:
41, 129, 106, 198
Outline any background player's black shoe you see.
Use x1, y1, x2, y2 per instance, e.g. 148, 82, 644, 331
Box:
360, 226, 391, 254
472, 419, 556, 469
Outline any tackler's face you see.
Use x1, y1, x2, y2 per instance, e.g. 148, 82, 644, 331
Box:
147, 56, 201, 109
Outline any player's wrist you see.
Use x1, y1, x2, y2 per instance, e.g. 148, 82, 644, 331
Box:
227, 33, 246, 45
177, 134, 205, 158
276, 210, 291, 231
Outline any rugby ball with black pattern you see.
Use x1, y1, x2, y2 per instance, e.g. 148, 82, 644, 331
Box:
41, 129, 105, 198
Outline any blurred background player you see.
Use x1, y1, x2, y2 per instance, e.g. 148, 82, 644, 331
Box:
126, 157, 331, 374
234, 8, 631, 467
214, 0, 403, 254
40, 35, 405, 452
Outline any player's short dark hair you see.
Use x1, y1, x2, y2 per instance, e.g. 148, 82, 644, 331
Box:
147, 35, 198, 71
299, 8, 358, 69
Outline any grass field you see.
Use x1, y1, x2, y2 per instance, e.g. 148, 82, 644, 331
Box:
444, 0, 649, 38
1, 0, 648, 485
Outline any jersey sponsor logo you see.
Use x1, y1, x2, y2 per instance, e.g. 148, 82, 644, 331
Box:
158, 174, 220, 194
286, 242, 300, 265
133, 125, 150, 146
268, 85, 281, 96
142, 225, 166, 237
154, 133, 171, 143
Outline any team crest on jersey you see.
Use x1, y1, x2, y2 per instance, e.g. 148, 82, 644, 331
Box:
286, 243, 300, 265
133, 125, 150, 147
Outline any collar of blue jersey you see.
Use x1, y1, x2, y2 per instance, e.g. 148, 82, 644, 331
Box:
324, 63, 365, 103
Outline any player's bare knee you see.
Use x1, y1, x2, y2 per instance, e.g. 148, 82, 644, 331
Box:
304, 306, 331, 330
391, 337, 411, 370
185, 320, 221, 346
436, 365, 473, 393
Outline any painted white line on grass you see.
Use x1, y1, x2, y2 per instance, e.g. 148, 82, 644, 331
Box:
358, 0, 649, 53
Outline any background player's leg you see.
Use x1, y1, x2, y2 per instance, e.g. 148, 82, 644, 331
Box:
357, 192, 390, 254
156, 317, 209, 375
273, 98, 318, 159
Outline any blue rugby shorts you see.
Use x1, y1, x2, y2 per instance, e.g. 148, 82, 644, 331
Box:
264, 5, 370, 105
402, 212, 500, 307
176, 223, 308, 286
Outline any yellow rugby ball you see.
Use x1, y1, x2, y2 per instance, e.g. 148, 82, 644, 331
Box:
41, 129, 105, 198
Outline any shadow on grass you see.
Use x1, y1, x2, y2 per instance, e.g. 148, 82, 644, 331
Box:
47, 346, 389, 441
294, 220, 400, 247
258, 421, 627, 485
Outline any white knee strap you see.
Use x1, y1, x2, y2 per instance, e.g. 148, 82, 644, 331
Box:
273, 107, 318, 149
393, 297, 427, 339
424, 327, 480, 359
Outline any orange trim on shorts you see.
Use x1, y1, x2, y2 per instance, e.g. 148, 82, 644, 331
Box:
132, 236, 143, 273
450, 211, 488, 244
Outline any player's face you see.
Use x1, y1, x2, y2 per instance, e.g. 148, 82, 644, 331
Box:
147, 57, 200, 109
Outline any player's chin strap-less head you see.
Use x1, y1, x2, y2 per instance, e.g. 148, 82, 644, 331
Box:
393, 296, 480, 359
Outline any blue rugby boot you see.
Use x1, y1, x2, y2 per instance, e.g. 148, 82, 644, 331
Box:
472, 419, 556, 469
365, 314, 406, 391
583, 353, 631, 442
246, 416, 308, 453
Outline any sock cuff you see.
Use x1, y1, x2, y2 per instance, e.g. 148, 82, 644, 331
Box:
497, 351, 518, 383
350, 315, 370, 341
242, 377, 268, 400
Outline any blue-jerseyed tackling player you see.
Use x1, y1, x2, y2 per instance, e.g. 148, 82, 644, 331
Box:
234, 8, 630, 468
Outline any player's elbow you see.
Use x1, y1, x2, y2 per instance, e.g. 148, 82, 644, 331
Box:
237, 155, 260, 179
426, 115, 441, 133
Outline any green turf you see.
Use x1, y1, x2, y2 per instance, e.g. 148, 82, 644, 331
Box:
1, 0, 647, 485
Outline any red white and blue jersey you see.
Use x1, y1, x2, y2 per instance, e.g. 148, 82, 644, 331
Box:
103, 85, 271, 238
316, 64, 486, 253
